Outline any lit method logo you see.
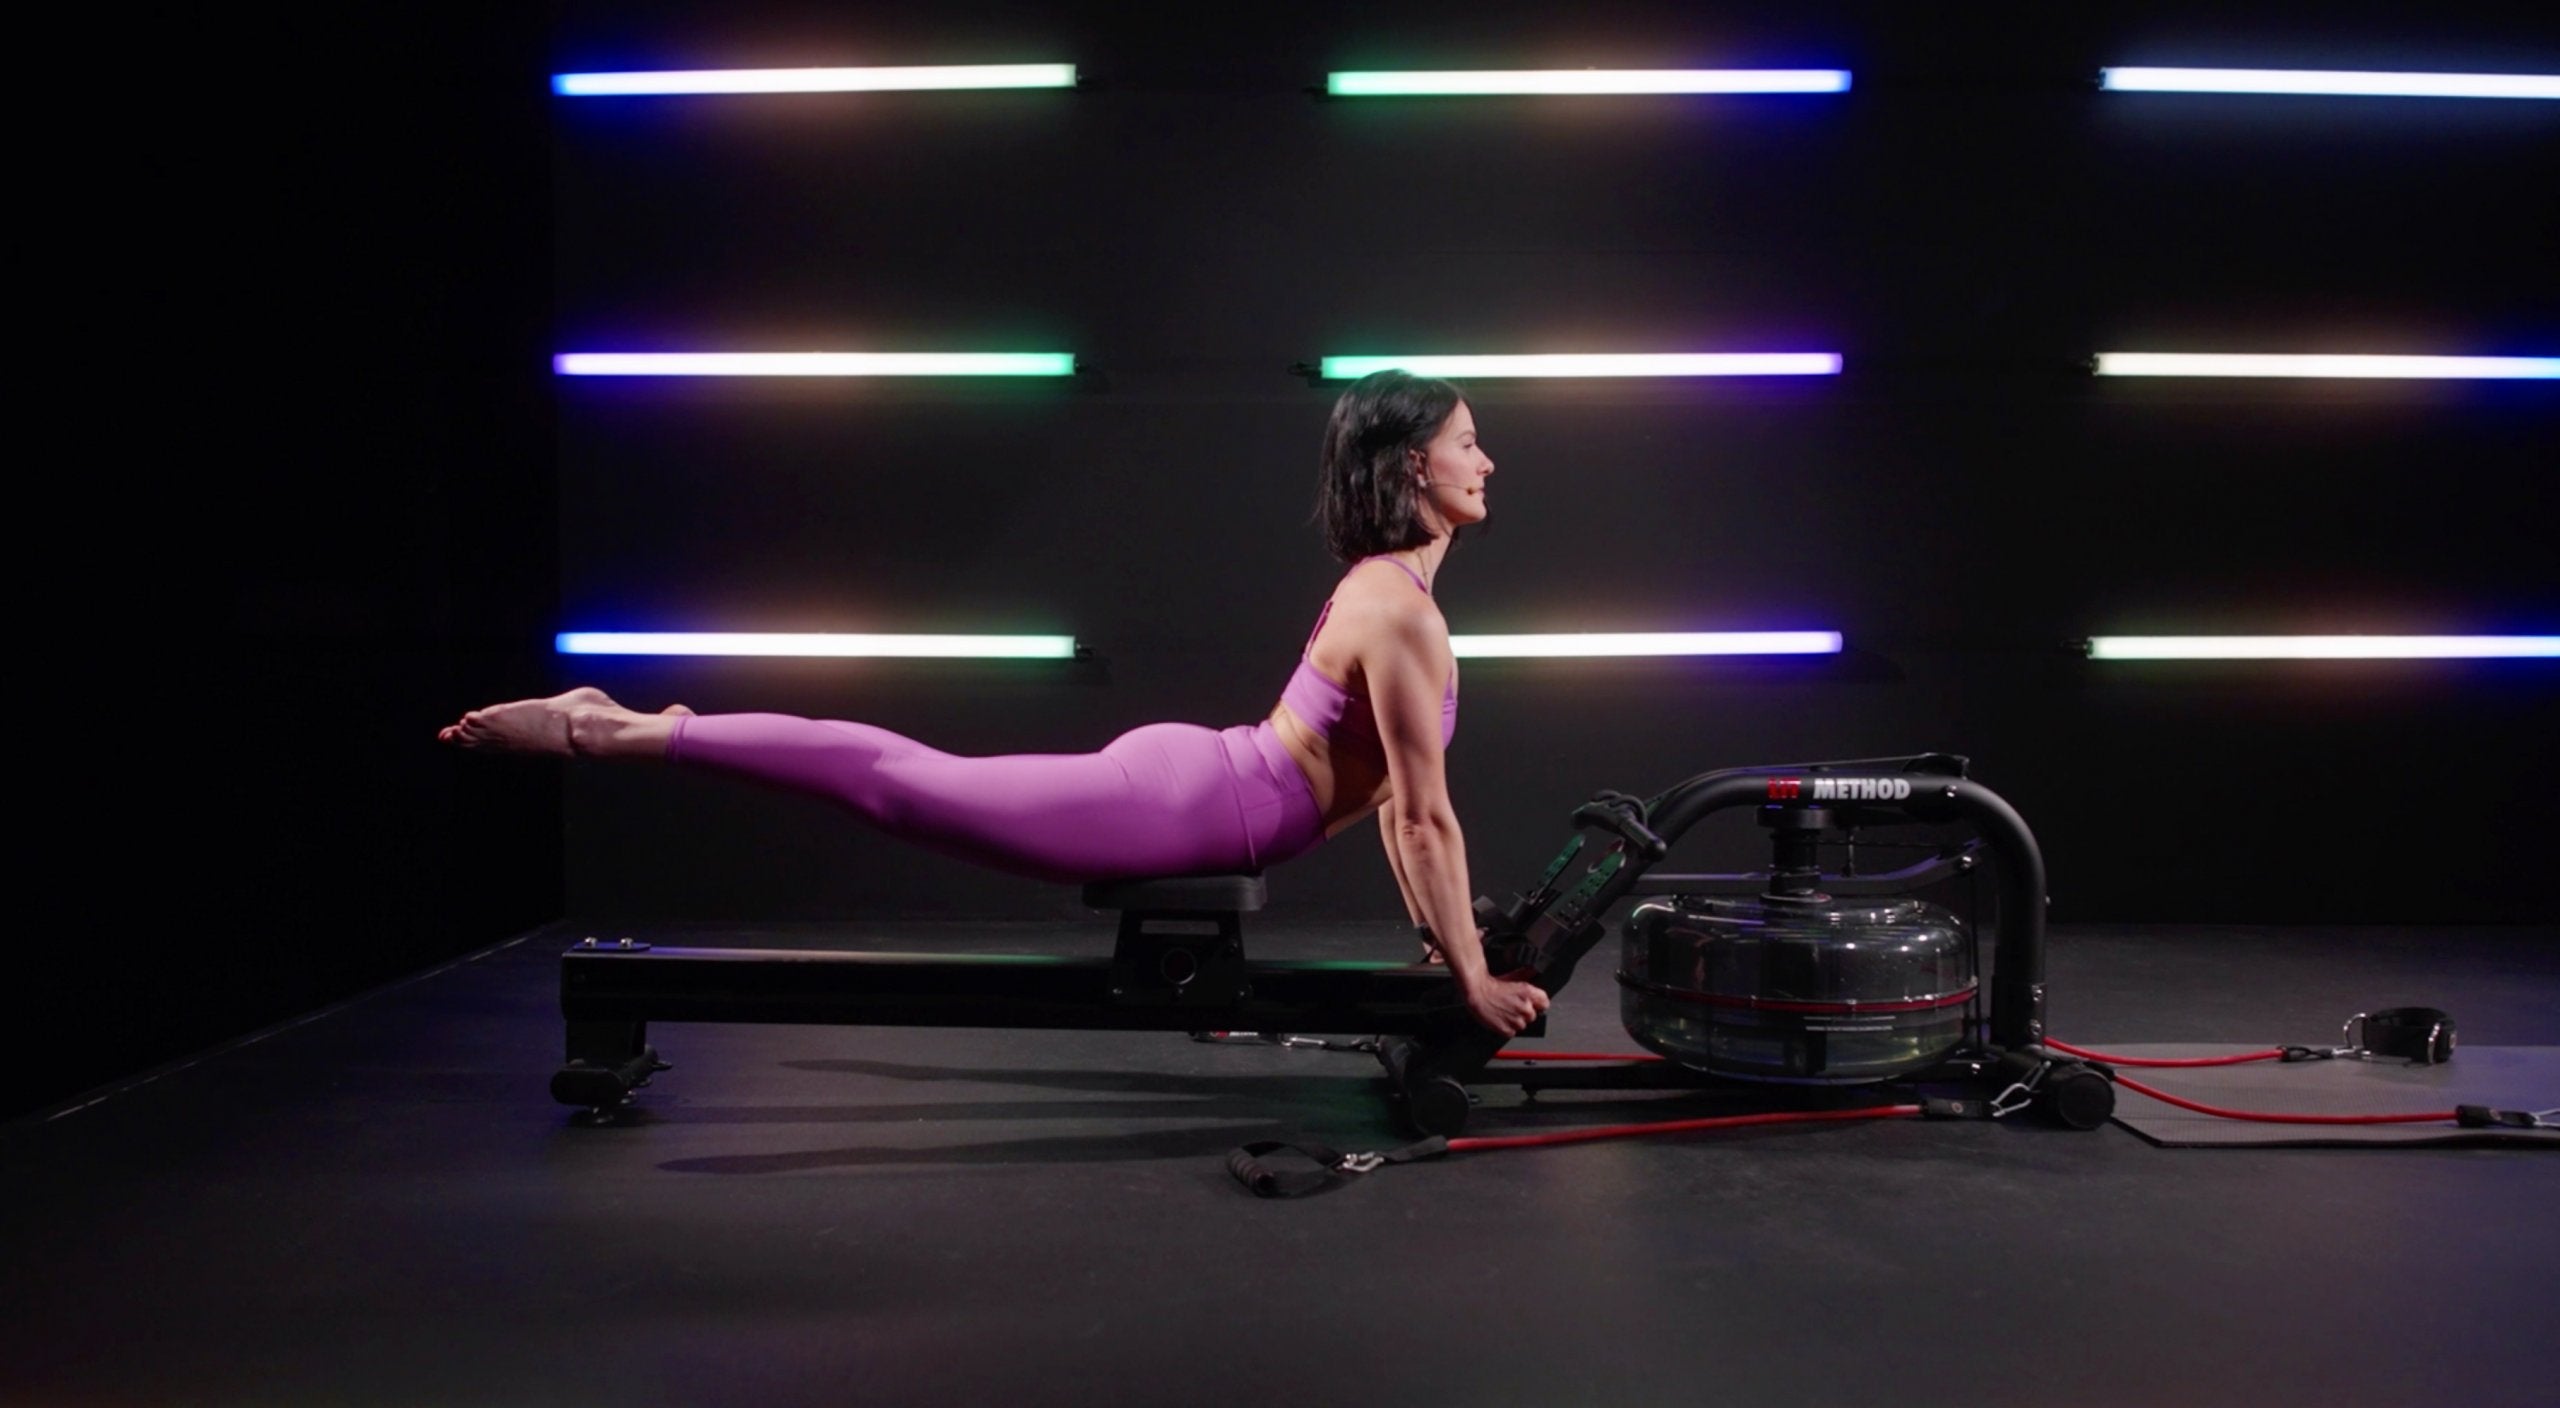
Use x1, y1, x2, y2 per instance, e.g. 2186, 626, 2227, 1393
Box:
1767, 776, 1917, 801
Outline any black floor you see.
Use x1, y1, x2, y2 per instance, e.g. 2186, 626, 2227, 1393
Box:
5, 921, 2554, 1408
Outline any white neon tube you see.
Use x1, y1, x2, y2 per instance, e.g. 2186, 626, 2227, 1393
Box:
554, 353, 1077, 377
1321, 354, 1841, 379
557, 633, 1080, 659
2100, 68, 2560, 99
1451, 633, 1843, 658
2088, 636, 2559, 660
1327, 69, 1851, 96
2095, 354, 2560, 380
554, 65, 1078, 96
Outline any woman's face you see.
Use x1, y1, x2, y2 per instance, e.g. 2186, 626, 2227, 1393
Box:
1410, 401, 1494, 531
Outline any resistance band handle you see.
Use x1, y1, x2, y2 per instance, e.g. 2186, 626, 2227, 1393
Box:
1228, 1137, 1455, 1197
2454, 1105, 2548, 1130
1228, 1141, 1348, 1199
2351, 1007, 2456, 1064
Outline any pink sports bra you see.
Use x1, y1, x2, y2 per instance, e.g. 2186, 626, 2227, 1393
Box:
1278, 556, 1459, 748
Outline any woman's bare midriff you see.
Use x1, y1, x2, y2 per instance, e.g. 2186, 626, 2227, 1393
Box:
1268, 702, 1393, 839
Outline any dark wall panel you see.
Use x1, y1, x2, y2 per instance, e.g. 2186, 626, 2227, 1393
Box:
552, 2, 2557, 924
12, 9, 560, 1119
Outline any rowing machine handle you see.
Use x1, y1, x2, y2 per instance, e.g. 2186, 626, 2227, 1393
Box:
1571, 793, 1668, 860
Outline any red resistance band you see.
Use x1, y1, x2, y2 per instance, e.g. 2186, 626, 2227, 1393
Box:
1230, 1039, 2534, 1196
2039, 1037, 2457, 1125
2042, 1036, 2283, 1069
1489, 1041, 2464, 1127
1447, 1104, 1920, 1154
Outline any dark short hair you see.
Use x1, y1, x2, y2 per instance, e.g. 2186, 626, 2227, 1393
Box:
1314, 370, 1469, 563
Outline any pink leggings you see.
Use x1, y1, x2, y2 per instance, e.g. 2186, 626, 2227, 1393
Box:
665, 714, 1327, 883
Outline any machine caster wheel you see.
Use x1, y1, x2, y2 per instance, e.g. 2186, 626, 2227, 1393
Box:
2040, 1063, 2115, 1131
1995, 1052, 2116, 1130
1404, 1074, 1474, 1138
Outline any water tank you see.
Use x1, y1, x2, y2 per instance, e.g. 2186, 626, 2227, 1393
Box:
1619, 895, 1976, 1083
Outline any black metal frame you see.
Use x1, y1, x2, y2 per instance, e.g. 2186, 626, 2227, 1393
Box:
551, 874, 1499, 1114
552, 751, 2107, 1135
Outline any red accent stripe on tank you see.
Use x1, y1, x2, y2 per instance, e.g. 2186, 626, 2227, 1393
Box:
1616, 975, 1978, 1015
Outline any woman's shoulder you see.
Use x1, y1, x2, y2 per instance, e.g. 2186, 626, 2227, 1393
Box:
1329, 563, 1446, 640
1335, 558, 1430, 598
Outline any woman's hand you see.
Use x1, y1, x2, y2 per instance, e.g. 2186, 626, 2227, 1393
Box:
1463, 973, 1551, 1037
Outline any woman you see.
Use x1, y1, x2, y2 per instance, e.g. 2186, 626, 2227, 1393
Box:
441, 370, 1548, 1037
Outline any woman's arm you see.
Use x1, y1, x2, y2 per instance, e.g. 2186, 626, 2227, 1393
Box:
1378, 793, 1439, 959
1361, 602, 1548, 1036
1379, 793, 1423, 926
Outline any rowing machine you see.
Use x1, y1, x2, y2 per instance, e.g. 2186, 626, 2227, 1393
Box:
1376, 752, 2112, 1136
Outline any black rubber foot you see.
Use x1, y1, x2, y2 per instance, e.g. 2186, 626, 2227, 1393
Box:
550, 1065, 631, 1111
552, 1045, 666, 1112
2044, 1067, 2116, 1130
1404, 1074, 1473, 1138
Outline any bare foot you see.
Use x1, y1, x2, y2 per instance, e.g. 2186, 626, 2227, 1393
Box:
438, 686, 620, 753
662, 703, 695, 717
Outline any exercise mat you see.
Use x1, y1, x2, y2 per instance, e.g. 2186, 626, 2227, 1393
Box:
2099, 1044, 2559, 1148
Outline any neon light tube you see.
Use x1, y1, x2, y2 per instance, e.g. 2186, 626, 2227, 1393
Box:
1327, 69, 1850, 97
1320, 354, 1840, 379
2088, 636, 2559, 660
2095, 354, 2559, 380
553, 64, 1078, 97
554, 353, 1077, 377
2100, 68, 2560, 99
1451, 632, 1843, 659
557, 633, 1080, 659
